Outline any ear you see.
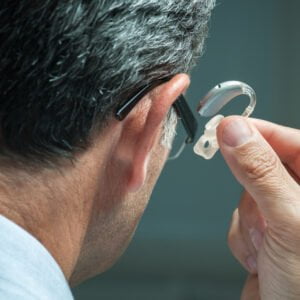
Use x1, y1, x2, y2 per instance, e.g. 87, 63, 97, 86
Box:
116, 74, 190, 193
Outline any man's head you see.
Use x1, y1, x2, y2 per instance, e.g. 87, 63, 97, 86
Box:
0, 0, 215, 284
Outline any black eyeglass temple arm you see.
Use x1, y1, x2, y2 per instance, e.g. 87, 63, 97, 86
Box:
115, 80, 198, 146
115, 84, 151, 121
173, 95, 198, 144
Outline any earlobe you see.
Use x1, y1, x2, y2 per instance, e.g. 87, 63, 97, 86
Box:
123, 74, 190, 193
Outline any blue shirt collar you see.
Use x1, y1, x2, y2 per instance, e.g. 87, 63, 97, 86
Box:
0, 215, 73, 299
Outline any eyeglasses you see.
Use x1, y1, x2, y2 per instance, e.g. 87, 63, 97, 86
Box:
115, 78, 198, 160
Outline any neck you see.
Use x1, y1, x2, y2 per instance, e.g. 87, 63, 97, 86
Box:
0, 155, 101, 280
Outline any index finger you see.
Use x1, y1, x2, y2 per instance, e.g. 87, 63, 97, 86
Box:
250, 118, 300, 177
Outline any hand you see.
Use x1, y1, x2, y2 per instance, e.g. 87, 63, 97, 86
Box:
217, 116, 300, 300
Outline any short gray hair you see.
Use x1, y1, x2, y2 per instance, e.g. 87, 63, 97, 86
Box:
99, 0, 216, 115
0, 0, 215, 165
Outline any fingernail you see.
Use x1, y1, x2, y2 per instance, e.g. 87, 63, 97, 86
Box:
246, 255, 257, 273
222, 118, 252, 147
249, 228, 263, 251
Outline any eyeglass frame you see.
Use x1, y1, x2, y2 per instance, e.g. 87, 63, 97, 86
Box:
114, 77, 198, 160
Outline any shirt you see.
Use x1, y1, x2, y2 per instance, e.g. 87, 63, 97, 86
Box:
0, 215, 73, 299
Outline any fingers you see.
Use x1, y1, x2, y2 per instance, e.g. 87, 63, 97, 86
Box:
217, 116, 300, 225
228, 208, 257, 274
249, 118, 300, 174
238, 192, 266, 252
228, 192, 266, 273
250, 118, 300, 182
241, 275, 260, 300
222, 118, 300, 299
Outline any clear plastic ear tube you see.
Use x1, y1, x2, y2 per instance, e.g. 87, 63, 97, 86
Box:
194, 81, 257, 159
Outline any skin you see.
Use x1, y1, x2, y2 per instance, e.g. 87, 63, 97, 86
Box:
217, 116, 300, 299
0, 74, 190, 285
2, 73, 300, 298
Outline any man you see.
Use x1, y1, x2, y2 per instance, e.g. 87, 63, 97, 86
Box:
0, 1, 215, 298
2, 1, 300, 299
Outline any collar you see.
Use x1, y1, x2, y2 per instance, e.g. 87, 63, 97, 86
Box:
0, 215, 73, 299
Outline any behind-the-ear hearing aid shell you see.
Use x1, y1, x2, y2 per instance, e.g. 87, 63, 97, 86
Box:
193, 81, 256, 159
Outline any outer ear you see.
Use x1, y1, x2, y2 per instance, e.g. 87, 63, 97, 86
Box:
119, 73, 190, 192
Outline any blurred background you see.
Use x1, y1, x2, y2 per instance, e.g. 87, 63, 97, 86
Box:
73, 0, 300, 299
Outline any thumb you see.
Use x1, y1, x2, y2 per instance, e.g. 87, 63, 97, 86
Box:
217, 116, 300, 224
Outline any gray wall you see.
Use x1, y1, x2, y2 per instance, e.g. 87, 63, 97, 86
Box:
73, 1, 300, 299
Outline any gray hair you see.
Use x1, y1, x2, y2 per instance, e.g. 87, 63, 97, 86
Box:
0, 0, 215, 166
98, 0, 216, 116
161, 108, 178, 150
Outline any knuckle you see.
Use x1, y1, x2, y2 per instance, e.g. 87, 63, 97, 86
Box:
236, 144, 280, 182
